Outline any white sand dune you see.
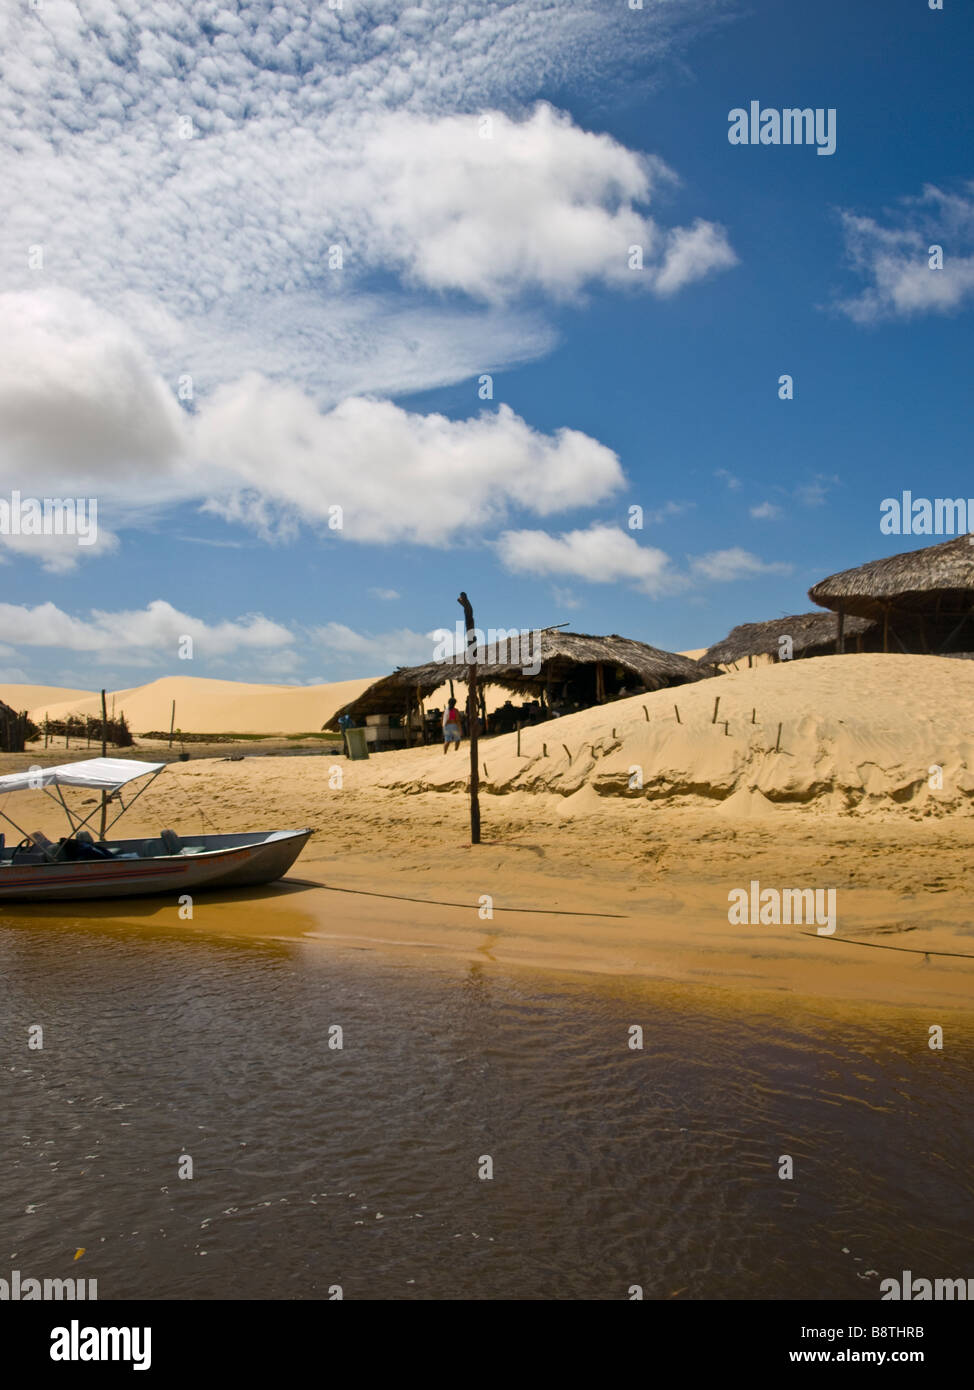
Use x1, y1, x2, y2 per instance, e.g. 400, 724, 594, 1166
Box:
376, 654, 974, 816
27, 675, 380, 736
1, 684, 95, 712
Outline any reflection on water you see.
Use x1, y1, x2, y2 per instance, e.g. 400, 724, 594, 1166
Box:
0, 910, 972, 1300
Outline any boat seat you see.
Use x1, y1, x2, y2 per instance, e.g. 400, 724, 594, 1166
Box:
140, 839, 167, 858
29, 830, 59, 863
159, 829, 182, 854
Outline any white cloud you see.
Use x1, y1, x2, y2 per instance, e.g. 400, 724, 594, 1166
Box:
0, 3, 733, 407
749, 501, 781, 520
310, 622, 434, 669
369, 588, 401, 601
0, 288, 188, 495
688, 548, 791, 582
714, 469, 741, 490
497, 523, 675, 595
0, 527, 120, 575
0, 600, 293, 659
836, 184, 974, 323
196, 386, 626, 545
654, 217, 738, 296
345, 105, 735, 303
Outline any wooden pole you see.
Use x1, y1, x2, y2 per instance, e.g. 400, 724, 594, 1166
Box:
837, 608, 845, 654
100, 688, 109, 838
673, 704, 681, 724
775, 722, 782, 752
457, 591, 481, 845
712, 696, 720, 723
168, 699, 176, 748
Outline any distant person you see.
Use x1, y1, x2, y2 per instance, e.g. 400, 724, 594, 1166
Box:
442, 697, 462, 753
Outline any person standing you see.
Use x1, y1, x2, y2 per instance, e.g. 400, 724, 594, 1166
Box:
442, 697, 462, 753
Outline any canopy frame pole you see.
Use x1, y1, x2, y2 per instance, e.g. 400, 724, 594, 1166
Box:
0, 804, 40, 845
99, 768, 167, 837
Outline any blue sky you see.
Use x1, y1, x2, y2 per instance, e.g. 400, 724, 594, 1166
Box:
1, 0, 972, 689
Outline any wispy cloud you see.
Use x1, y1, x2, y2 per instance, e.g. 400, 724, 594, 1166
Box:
688, 548, 791, 582
835, 183, 974, 323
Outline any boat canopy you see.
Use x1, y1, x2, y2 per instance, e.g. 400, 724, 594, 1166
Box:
0, 758, 166, 795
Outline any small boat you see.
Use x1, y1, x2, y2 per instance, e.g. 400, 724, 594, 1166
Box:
0, 757, 312, 902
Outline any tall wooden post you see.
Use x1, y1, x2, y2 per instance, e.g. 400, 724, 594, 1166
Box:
168, 699, 176, 748
836, 608, 845, 654
458, 591, 481, 845
99, 688, 109, 838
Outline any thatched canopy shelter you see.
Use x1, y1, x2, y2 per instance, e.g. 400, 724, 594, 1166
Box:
0, 701, 33, 753
323, 630, 709, 730
701, 611, 877, 668
809, 535, 974, 653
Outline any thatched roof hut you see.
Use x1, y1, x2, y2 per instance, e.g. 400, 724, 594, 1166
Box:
701, 611, 877, 668
323, 630, 709, 729
0, 700, 32, 752
809, 535, 974, 652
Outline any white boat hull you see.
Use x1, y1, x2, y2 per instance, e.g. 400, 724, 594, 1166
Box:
0, 829, 313, 902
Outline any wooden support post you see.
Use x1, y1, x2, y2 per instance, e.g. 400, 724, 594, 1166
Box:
168, 699, 176, 749
882, 606, 889, 653
836, 608, 845, 654
457, 591, 481, 845
100, 689, 109, 838
516, 726, 521, 756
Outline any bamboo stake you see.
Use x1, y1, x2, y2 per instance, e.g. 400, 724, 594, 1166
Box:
674, 704, 681, 724
712, 696, 720, 723
775, 722, 782, 752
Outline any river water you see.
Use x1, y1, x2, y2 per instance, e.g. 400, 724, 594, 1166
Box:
1, 908, 972, 1301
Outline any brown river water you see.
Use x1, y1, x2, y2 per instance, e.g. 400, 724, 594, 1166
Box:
1, 892, 972, 1301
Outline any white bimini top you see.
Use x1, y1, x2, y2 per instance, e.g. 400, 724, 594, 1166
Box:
0, 758, 166, 795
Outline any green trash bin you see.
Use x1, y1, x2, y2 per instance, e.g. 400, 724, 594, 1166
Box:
344, 727, 369, 760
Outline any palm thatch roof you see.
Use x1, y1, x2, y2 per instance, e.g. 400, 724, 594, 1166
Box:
0, 700, 31, 752
323, 630, 709, 728
809, 535, 974, 621
701, 611, 876, 666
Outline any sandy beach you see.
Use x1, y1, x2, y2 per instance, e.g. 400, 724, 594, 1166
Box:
4, 653, 973, 1015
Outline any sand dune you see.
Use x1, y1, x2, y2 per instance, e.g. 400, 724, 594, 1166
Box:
376, 653, 974, 816
28, 674, 380, 735
0, 684, 94, 712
